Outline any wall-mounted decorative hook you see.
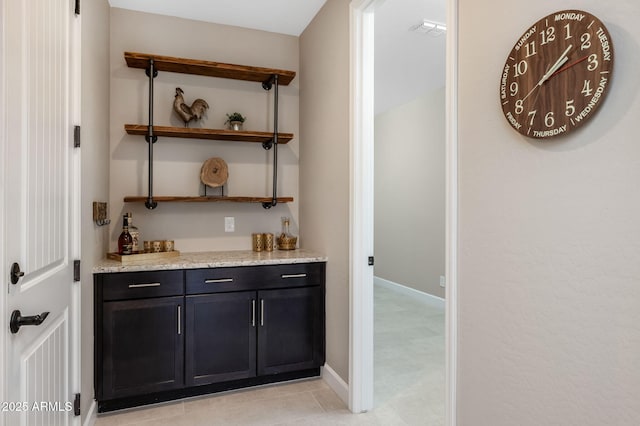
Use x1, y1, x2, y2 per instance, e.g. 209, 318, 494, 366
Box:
93, 202, 111, 226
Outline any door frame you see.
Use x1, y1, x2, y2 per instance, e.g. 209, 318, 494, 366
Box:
70, 3, 82, 422
348, 0, 377, 414
348, 0, 459, 423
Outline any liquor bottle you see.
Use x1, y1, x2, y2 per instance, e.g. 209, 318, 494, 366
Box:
118, 214, 133, 255
277, 216, 297, 250
127, 212, 140, 253
280, 217, 292, 240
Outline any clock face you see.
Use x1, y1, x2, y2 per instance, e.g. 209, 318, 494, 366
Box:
500, 10, 614, 139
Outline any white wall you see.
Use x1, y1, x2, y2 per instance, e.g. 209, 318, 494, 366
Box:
374, 88, 445, 298
81, 0, 110, 421
458, 1, 640, 424
109, 8, 300, 252
299, 0, 351, 383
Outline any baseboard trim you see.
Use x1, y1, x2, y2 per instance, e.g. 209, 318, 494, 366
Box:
83, 400, 97, 426
374, 276, 445, 310
321, 364, 349, 406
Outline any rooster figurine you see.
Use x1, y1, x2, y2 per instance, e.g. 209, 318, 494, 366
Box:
173, 87, 209, 127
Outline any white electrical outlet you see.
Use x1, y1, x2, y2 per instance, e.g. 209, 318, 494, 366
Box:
439, 275, 446, 288
224, 217, 235, 232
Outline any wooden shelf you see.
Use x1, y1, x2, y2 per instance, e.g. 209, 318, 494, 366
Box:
125, 51, 293, 210
124, 125, 293, 144
124, 196, 294, 204
124, 52, 296, 86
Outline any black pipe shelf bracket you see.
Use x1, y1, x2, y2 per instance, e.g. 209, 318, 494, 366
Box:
262, 74, 279, 209
145, 59, 158, 210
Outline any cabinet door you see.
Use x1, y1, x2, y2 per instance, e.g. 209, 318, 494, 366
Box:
185, 292, 257, 386
101, 296, 184, 400
257, 287, 324, 375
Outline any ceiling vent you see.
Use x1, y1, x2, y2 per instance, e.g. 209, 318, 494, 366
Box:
410, 19, 446, 37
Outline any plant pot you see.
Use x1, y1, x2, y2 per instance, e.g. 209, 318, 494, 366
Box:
230, 121, 243, 131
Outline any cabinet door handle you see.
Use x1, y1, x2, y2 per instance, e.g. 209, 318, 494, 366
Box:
251, 299, 256, 327
177, 305, 181, 335
281, 273, 307, 279
128, 282, 161, 288
260, 299, 264, 326
204, 278, 234, 284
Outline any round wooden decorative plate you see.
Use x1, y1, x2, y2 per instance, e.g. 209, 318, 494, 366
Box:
200, 157, 229, 187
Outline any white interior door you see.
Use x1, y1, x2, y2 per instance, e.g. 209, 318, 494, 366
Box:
2, 0, 80, 425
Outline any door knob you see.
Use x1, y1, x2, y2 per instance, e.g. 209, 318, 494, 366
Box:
10, 310, 49, 334
10, 262, 24, 284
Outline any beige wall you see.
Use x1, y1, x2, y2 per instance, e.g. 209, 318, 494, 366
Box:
458, 1, 640, 424
374, 88, 446, 298
299, 0, 351, 383
81, 0, 110, 421
109, 8, 299, 252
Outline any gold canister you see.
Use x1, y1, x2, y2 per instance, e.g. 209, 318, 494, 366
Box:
163, 240, 175, 252
252, 233, 264, 252
151, 240, 163, 253
263, 233, 274, 252
143, 241, 151, 253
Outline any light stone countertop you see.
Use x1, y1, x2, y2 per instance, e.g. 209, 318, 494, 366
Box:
93, 249, 328, 274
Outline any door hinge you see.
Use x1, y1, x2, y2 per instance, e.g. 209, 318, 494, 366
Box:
74, 0, 80, 16
73, 393, 80, 416
368, 256, 374, 266
73, 125, 81, 148
73, 260, 80, 282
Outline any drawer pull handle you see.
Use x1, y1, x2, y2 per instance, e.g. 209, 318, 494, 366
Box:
204, 278, 234, 284
128, 282, 161, 288
281, 273, 307, 279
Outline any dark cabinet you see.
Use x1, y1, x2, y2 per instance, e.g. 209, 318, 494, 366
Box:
258, 287, 324, 375
185, 292, 256, 386
95, 262, 325, 412
101, 297, 184, 400
95, 270, 185, 401
184, 263, 325, 387
185, 286, 324, 387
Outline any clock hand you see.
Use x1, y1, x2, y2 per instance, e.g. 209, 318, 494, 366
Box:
537, 44, 573, 86
551, 55, 589, 77
520, 45, 573, 104
520, 63, 553, 102
520, 83, 541, 103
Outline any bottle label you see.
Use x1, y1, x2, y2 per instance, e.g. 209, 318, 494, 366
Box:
130, 231, 140, 252
121, 243, 133, 255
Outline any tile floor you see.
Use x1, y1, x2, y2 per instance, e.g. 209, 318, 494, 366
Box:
372, 284, 445, 425
94, 283, 444, 425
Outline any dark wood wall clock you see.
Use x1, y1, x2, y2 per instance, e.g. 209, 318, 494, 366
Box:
500, 10, 614, 139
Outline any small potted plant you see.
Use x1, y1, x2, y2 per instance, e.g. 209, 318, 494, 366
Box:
225, 112, 246, 131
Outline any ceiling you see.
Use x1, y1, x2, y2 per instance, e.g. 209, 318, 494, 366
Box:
107, 0, 328, 36
375, 0, 446, 114
109, 0, 446, 115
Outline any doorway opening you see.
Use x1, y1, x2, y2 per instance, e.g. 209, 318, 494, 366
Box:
349, 0, 458, 423
373, 0, 447, 420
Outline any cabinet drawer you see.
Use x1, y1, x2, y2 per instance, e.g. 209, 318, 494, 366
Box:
186, 263, 325, 295
260, 263, 324, 288
186, 267, 253, 294
101, 270, 183, 301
